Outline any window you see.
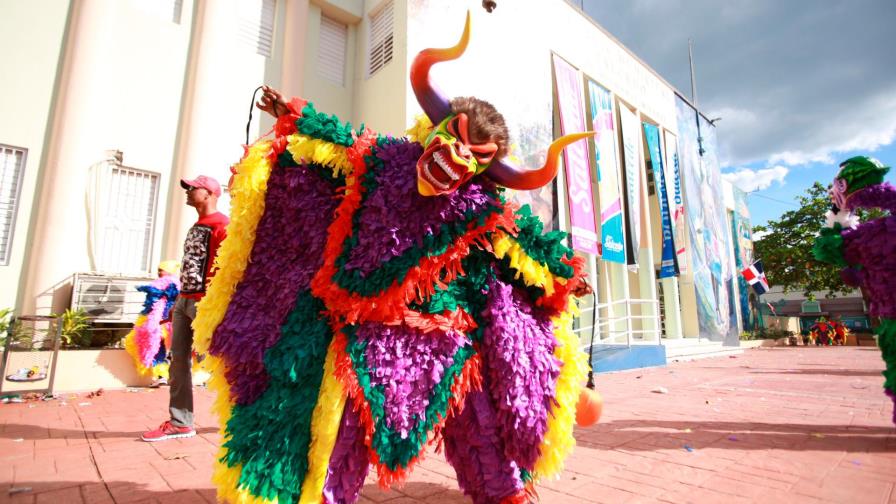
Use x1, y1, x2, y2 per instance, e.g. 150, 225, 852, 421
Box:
0, 145, 27, 265
133, 0, 183, 24
238, 0, 276, 58
96, 166, 160, 274
318, 14, 348, 86
367, 0, 394, 77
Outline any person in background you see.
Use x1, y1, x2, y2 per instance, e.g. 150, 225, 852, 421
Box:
142, 175, 229, 442
123, 260, 180, 388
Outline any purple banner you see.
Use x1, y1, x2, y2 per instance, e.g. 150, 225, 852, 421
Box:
552, 55, 598, 255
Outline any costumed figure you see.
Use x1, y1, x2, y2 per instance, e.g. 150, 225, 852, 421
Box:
808, 318, 834, 346
193, 12, 601, 504
832, 319, 849, 346
124, 260, 181, 387
813, 156, 896, 424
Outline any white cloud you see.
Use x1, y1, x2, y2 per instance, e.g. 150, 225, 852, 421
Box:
752, 230, 770, 241
583, 0, 896, 168
767, 121, 896, 167
722, 165, 789, 193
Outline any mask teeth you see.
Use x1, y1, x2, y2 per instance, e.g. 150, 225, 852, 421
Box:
434, 151, 461, 181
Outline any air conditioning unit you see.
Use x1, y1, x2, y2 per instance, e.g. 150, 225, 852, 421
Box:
71, 273, 156, 323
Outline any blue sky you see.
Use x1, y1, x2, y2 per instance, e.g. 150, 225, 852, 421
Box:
733, 146, 896, 227
579, 0, 896, 227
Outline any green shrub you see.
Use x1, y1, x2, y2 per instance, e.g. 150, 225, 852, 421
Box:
0, 308, 11, 347
54, 308, 93, 348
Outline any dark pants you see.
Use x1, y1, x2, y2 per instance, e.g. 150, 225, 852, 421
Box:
169, 296, 195, 427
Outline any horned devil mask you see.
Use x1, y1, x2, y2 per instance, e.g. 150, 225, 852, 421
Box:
411, 12, 593, 196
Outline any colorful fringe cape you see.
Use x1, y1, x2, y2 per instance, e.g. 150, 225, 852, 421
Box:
124, 275, 180, 378
193, 100, 589, 503
807, 319, 849, 346
813, 181, 896, 424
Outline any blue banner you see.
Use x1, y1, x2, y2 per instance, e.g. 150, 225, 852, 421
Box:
587, 81, 626, 264
643, 123, 677, 278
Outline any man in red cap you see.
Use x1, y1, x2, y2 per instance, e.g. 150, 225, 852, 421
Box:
142, 175, 229, 441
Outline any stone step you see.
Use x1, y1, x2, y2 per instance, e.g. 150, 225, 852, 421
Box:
662, 338, 743, 362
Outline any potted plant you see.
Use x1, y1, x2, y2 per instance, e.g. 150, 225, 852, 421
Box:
0, 308, 11, 347
56, 308, 92, 348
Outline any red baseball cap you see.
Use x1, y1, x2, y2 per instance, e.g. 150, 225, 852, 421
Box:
180, 175, 222, 197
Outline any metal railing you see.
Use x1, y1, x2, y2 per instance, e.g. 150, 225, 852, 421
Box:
0, 315, 62, 396
574, 297, 661, 349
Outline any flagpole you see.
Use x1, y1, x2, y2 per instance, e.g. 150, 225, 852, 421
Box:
756, 293, 764, 330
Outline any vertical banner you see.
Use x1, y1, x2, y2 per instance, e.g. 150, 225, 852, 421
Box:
730, 187, 754, 329
618, 104, 641, 269
552, 55, 599, 255
587, 81, 625, 263
643, 123, 677, 278
662, 131, 688, 274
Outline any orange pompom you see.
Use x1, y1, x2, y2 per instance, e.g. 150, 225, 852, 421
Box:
575, 387, 603, 427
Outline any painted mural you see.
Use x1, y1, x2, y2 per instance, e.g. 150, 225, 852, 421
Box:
731, 187, 754, 330
675, 97, 737, 343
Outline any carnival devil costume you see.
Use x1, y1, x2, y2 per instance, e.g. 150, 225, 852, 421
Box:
124, 262, 181, 381
193, 13, 595, 503
813, 156, 896, 424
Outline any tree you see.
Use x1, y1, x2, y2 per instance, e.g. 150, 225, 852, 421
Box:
752, 182, 882, 298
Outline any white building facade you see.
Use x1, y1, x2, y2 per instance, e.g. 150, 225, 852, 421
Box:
1, 0, 749, 368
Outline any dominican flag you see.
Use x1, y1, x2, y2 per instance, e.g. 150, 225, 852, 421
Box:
741, 260, 770, 295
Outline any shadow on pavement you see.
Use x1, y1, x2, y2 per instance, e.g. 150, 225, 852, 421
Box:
0, 423, 218, 440
577, 419, 895, 452
748, 368, 883, 377
1, 479, 217, 504
1, 480, 468, 503
361, 482, 468, 503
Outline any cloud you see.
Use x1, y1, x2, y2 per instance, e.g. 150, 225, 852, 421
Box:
722, 165, 789, 192
582, 0, 896, 167
751, 230, 770, 241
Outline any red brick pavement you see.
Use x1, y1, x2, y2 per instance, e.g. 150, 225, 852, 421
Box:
1, 347, 894, 503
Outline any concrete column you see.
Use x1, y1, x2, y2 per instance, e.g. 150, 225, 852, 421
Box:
661, 276, 684, 339
163, 0, 218, 260
21, 1, 119, 315
281, 0, 311, 98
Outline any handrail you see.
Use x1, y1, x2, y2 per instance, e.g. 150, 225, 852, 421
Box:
575, 296, 662, 348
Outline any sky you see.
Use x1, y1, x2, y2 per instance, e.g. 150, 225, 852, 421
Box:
577, 0, 896, 227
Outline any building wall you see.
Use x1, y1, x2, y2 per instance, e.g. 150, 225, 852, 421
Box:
7, 0, 379, 316
301, 1, 361, 120
0, 1, 71, 311
354, 0, 408, 134
20, 0, 196, 316
162, 0, 293, 261
4, 0, 744, 363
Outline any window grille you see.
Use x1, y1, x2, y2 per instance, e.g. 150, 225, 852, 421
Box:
238, 0, 277, 58
96, 166, 160, 274
133, 0, 183, 24
0, 145, 27, 265
367, 0, 394, 77
318, 14, 348, 86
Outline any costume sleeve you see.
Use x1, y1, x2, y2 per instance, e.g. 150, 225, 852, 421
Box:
849, 182, 896, 213
840, 267, 863, 287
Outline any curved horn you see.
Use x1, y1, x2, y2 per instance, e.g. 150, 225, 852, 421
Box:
409, 11, 471, 124
487, 132, 595, 190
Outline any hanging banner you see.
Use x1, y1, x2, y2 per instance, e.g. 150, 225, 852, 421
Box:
587, 81, 625, 263
552, 55, 599, 255
730, 186, 754, 329
618, 104, 641, 269
643, 123, 677, 278
662, 131, 688, 275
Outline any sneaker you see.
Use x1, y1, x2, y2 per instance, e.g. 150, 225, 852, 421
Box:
149, 377, 168, 388
141, 421, 196, 442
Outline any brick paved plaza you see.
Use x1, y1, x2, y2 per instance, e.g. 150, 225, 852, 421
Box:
1, 346, 894, 503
